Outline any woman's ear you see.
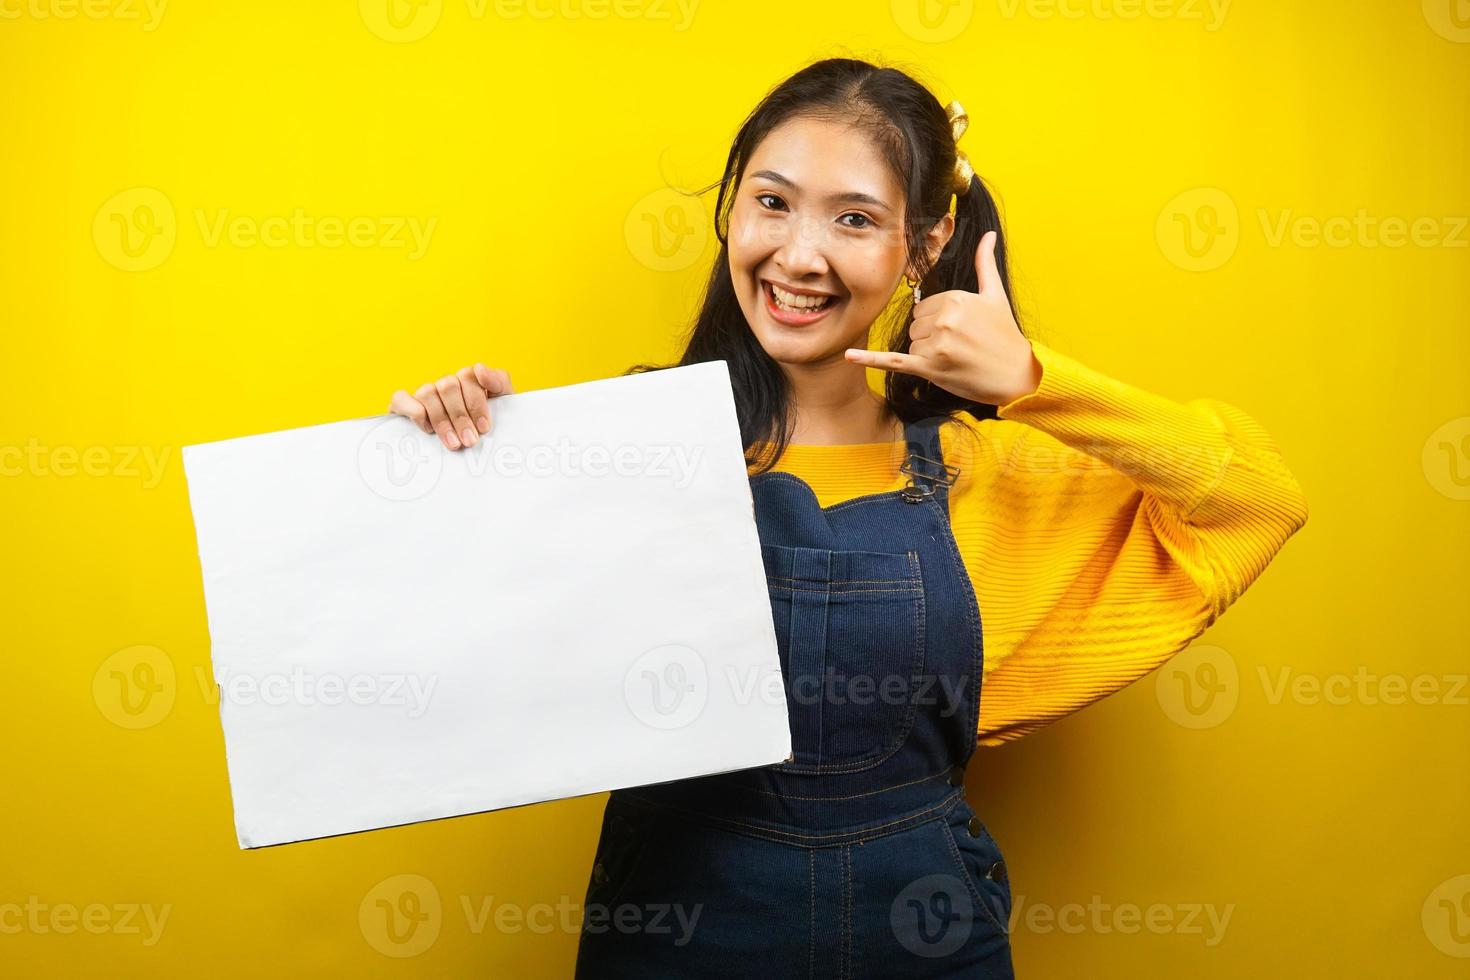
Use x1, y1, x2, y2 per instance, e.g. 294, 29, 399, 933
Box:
907, 212, 956, 281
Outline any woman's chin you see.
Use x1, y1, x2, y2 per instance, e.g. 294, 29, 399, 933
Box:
746, 300, 876, 367
754, 330, 848, 365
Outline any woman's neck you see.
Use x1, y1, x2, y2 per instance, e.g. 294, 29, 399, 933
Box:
784, 362, 902, 446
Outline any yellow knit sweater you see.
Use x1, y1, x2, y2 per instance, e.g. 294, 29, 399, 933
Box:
750, 340, 1310, 747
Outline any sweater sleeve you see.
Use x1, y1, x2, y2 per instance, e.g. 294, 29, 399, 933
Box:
946, 339, 1310, 746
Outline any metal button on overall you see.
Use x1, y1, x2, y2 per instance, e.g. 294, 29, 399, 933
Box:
986, 860, 1007, 883
968, 815, 985, 837
948, 765, 966, 786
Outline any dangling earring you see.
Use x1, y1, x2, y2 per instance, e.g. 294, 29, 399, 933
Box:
905, 274, 923, 303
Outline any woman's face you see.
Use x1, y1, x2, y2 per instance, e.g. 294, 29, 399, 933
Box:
727, 116, 926, 367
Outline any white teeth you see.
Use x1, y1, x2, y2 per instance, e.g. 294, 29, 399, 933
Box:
769, 283, 833, 312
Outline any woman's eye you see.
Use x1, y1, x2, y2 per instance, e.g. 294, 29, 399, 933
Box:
755, 193, 786, 211
840, 213, 873, 230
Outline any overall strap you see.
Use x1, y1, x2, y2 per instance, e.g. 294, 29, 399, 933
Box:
899, 415, 960, 506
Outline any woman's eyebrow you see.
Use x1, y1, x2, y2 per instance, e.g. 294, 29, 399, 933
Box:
749, 169, 893, 213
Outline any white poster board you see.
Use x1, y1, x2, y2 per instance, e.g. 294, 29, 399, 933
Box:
181, 360, 790, 848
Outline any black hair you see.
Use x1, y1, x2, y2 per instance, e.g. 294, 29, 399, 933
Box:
627, 56, 1031, 473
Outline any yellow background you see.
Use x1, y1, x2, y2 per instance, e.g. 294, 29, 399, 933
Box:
2, 0, 1468, 976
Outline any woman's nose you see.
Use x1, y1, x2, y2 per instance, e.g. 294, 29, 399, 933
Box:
772, 215, 829, 277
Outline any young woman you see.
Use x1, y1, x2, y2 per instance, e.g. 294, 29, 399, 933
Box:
388, 58, 1309, 978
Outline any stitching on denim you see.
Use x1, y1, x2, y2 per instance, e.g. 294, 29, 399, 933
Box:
808, 849, 816, 980
843, 844, 852, 980
761, 545, 921, 562
767, 584, 923, 596
616, 790, 964, 846
823, 489, 908, 514
716, 766, 951, 801
767, 577, 919, 586
765, 575, 922, 588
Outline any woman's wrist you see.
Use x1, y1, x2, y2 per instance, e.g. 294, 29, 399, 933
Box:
994, 339, 1043, 408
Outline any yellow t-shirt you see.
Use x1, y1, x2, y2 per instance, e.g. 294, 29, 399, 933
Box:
749, 339, 1310, 747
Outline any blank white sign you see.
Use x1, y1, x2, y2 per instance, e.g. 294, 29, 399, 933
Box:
182, 360, 791, 848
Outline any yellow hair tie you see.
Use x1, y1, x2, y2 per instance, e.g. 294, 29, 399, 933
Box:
944, 99, 974, 197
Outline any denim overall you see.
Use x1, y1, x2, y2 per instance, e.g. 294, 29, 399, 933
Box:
574, 416, 1016, 978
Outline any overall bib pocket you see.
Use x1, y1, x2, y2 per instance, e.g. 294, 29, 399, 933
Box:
761, 543, 926, 773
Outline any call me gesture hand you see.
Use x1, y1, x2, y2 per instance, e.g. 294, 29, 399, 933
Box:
845, 231, 1043, 407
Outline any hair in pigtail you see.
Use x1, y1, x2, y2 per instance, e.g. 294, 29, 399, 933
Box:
923, 175, 1015, 313
888, 171, 1025, 426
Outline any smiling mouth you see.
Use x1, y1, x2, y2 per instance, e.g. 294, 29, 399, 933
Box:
761, 280, 840, 324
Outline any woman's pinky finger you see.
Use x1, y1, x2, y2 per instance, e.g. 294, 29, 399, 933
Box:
389, 389, 431, 433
